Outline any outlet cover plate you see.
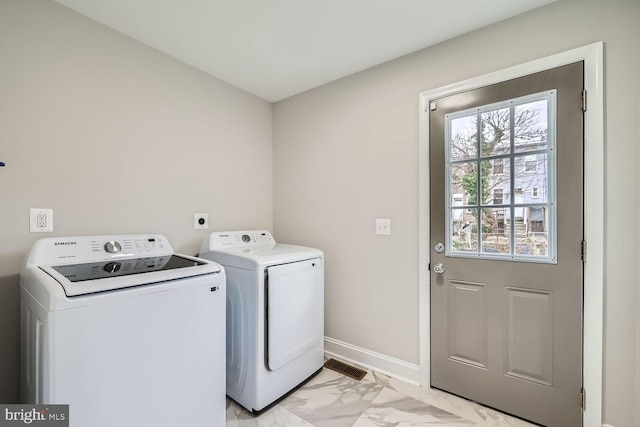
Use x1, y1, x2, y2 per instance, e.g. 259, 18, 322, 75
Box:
30, 208, 53, 232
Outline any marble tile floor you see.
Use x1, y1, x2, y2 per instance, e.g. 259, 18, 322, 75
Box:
226, 361, 539, 427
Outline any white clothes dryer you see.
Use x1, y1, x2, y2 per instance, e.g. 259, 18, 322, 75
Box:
199, 230, 324, 412
21, 234, 226, 427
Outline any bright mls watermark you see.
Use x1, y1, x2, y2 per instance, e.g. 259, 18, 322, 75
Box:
0, 405, 68, 426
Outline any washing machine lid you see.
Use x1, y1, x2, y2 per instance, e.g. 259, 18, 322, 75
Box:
25, 234, 222, 297
48, 255, 201, 282
39, 254, 221, 297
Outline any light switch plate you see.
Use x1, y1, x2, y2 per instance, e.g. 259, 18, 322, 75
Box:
376, 218, 391, 235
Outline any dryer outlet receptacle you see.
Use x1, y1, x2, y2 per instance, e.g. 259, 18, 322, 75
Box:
194, 213, 208, 229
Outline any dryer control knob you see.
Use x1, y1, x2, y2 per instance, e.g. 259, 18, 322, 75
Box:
104, 241, 122, 253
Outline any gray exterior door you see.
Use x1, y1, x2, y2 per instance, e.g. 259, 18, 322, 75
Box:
430, 62, 584, 427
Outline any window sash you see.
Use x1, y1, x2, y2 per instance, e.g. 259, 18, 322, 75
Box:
444, 90, 557, 263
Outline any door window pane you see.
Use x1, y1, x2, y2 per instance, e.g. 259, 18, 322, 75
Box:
451, 216, 478, 253
450, 115, 477, 161
515, 153, 548, 203
481, 208, 510, 255
450, 162, 478, 206
515, 206, 549, 257
481, 159, 511, 205
481, 107, 511, 157
514, 99, 548, 153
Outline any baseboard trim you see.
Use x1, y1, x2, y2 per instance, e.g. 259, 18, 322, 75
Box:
324, 337, 420, 386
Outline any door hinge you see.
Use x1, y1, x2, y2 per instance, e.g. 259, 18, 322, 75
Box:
581, 240, 587, 262
580, 387, 586, 411
581, 89, 587, 112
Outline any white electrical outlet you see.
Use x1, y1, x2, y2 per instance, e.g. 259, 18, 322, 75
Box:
376, 218, 391, 235
194, 213, 208, 229
30, 208, 53, 232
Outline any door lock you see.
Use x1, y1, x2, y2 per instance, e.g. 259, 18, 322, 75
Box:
433, 263, 446, 274
434, 242, 445, 253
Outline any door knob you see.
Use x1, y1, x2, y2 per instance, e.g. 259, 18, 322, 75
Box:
433, 263, 446, 274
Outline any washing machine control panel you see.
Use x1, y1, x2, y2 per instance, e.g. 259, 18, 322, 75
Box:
30, 234, 173, 265
95, 237, 168, 256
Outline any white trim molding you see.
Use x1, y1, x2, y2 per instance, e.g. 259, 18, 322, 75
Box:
324, 337, 421, 386
418, 42, 604, 427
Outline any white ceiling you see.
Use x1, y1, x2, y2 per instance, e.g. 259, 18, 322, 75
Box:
53, 0, 555, 102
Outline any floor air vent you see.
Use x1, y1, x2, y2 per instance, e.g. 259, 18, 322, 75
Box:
323, 358, 367, 380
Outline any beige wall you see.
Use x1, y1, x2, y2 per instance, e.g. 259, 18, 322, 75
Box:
0, 0, 272, 402
273, 0, 639, 425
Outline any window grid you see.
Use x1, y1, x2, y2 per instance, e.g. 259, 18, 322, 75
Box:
444, 90, 557, 263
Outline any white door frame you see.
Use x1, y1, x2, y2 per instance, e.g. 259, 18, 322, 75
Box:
418, 42, 604, 427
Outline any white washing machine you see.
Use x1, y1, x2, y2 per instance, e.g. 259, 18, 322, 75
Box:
199, 230, 324, 412
20, 234, 226, 427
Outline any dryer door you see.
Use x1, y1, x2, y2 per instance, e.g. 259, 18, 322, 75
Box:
266, 258, 323, 371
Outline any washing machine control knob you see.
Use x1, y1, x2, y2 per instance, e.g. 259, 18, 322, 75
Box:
104, 241, 122, 253
103, 261, 121, 274
242, 234, 251, 243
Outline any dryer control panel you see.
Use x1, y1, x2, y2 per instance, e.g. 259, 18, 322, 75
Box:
205, 230, 275, 250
